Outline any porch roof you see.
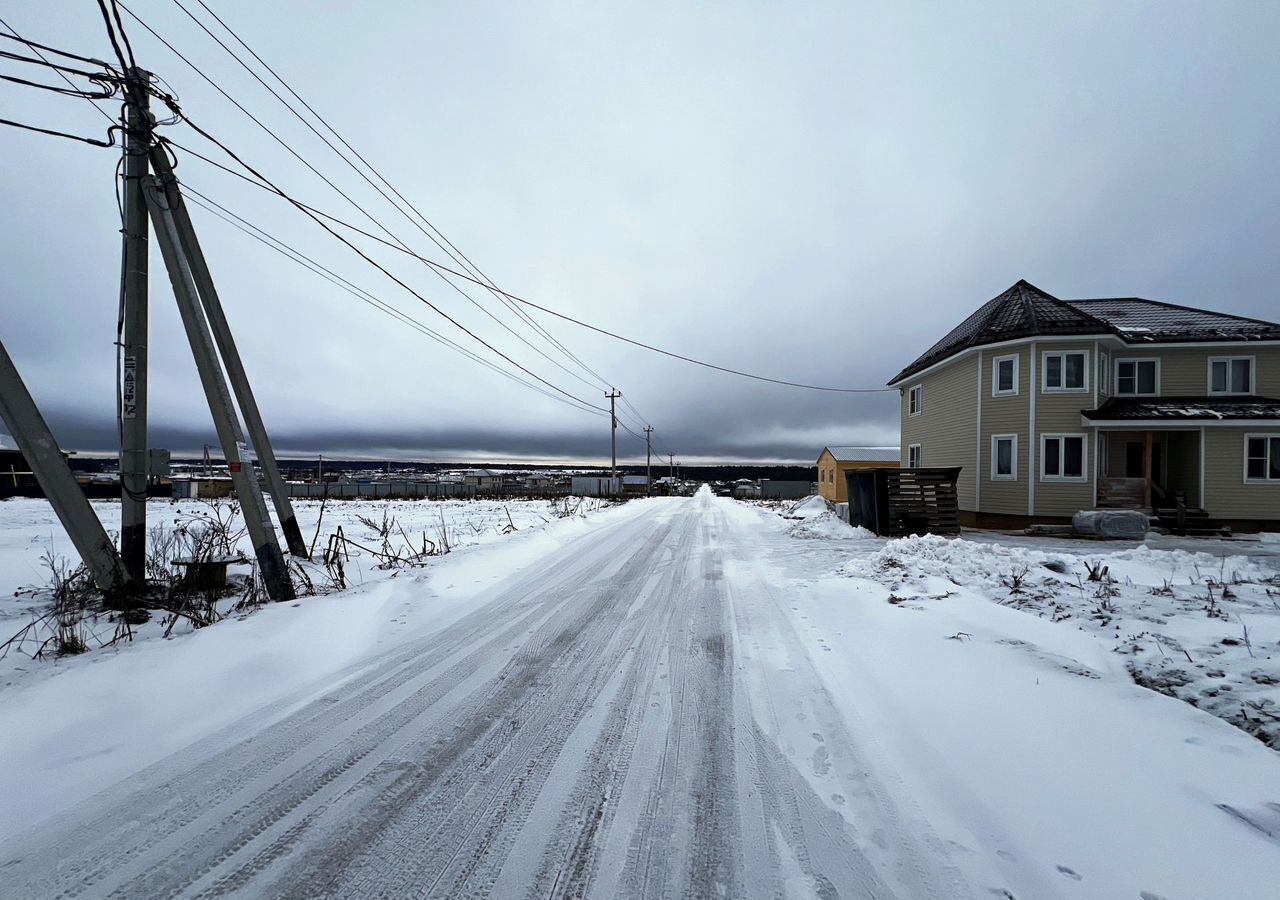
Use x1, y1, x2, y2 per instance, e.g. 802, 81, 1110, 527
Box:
1083, 396, 1280, 423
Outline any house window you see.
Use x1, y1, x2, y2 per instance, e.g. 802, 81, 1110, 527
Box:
1116, 359, 1159, 396
908, 444, 921, 468
991, 434, 1017, 480
1245, 435, 1280, 482
1209, 357, 1254, 395
1042, 351, 1088, 392
909, 384, 923, 416
992, 355, 1019, 396
1041, 434, 1086, 481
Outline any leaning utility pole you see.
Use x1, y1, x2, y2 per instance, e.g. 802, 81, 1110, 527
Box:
118, 68, 151, 583
605, 389, 620, 484
142, 175, 294, 601
0, 335, 130, 593
148, 149, 307, 557
644, 425, 653, 496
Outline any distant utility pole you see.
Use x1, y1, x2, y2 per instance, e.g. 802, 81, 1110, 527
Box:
669, 453, 675, 482
119, 67, 151, 584
644, 425, 653, 496
605, 389, 620, 483
317, 453, 322, 484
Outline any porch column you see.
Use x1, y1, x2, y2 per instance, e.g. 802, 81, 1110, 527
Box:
1142, 430, 1153, 508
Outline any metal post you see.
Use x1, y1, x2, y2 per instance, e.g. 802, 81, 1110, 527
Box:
644, 425, 653, 496
148, 151, 307, 558
119, 69, 151, 582
0, 335, 130, 592
142, 176, 294, 601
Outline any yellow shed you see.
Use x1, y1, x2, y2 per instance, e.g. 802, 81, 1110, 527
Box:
816, 446, 900, 502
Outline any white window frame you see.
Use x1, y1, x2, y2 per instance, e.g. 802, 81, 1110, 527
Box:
1114, 357, 1161, 397
1040, 433, 1088, 482
1208, 356, 1256, 396
1098, 351, 1110, 395
907, 443, 922, 468
990, 434, 1018, 481
908, 384, 923, 416
991, 354, 1019, 397
1243, 433, 1280, 484
1041, 350, 1089, 393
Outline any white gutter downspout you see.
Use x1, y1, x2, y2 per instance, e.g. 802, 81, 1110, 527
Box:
1028, 343, 1037, 517
975, 349, 983, 512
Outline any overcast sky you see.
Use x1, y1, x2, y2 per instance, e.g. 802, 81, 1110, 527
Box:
2, 1, 1278, 464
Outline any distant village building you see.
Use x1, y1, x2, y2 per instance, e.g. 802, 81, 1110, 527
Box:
816, 447, 900, 503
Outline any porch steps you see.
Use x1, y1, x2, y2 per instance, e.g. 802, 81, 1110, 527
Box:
1153, 506, 1229, 537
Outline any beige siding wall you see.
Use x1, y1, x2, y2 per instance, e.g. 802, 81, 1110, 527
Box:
900, 354, 979, 510
977, 346, 1031, 515
1204, 428, 1280, 521
817, 450, 839, 501
1110, 346, 1280, 396
1033, 342, 1097, 516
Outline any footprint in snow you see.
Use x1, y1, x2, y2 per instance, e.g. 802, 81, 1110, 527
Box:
812, 745, 831, 776
1139, 893, 1169, 900
812, 732, 824, 743
1055, 865, 1082, 881
830, 793, 845, 805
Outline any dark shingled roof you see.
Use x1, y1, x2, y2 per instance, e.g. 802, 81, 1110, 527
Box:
1065, 297, 1280, 343
889, 280, 1108, 384
1083, 397, 1280, 422
889, 282, 1280, 385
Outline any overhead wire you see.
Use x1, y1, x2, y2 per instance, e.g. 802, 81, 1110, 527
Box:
161, 141, 893, 394
175, 0, 617, 398
154, 115, 608, 413
117, 1, 613, 406
179, 185, 609, 417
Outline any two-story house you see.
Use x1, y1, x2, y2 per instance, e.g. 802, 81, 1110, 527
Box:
888, 280, 1280, 530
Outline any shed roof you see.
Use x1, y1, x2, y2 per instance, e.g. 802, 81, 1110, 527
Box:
823, 446, 900, 462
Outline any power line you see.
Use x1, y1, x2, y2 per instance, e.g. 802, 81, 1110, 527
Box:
164, 140, 893, 395
175, 0, 617, 399
180, 186, 609, 418
154, 113, 608, 413
0, 18, 119, 125
118, 0, 614, 405
0, 116, 117, 147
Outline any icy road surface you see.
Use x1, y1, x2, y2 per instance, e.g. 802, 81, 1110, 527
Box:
0, 490, 967, 899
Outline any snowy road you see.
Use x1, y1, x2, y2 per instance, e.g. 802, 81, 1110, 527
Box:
0, 490, 968, 899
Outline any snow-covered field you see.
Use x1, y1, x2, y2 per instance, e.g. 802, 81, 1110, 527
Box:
0, 495, 602, 666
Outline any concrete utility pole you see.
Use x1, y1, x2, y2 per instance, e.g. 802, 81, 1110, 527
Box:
669, 453, 675, 482
148, 149, 307, 557
606, 389, 620, 484
644, 425, 653, 496
119, 69, 151, 583
0, 335, 130, 593
142, 176, 294, 601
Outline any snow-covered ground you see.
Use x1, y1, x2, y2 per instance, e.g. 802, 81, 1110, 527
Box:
0, 491, 1277, 898
728, 498, 1280, 898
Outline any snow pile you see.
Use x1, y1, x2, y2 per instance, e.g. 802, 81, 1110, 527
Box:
784, 495, 834, 519
853, 533, 1067, 593
786, 512, 874, 540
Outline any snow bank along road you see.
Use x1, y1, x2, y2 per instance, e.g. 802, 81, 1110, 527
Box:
2, 489, 1279, 898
